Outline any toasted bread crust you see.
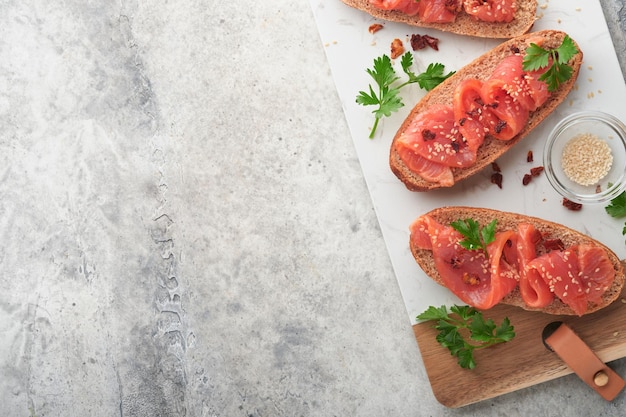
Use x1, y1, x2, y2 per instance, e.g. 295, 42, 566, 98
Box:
410, 206, 625, 315
340, 0, 538, 39
389, 30, 583, 192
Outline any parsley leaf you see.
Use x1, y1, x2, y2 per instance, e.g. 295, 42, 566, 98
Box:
450, 218, 497, 255
606, 190, 626, 218
356, 52, 454, 139
605, 189, 626, 243
522, 35, 579, 92
417, 305, 515, 369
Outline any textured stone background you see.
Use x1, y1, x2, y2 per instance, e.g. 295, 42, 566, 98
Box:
1, 1, 625, 416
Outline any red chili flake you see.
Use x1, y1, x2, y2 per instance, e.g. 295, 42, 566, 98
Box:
562, 198, 583, 211
494, 120, 507, 134
530, 166, 544, 177
522, 173, 532, 185
462, 272, 480, 286
410, 34, 439, 51
527, 150, 534, 163
491, 172, 503, 188
449, 257, 462, 269
422, 129, 436, 141
544, 238, 565, 252
491, 162, 501, 172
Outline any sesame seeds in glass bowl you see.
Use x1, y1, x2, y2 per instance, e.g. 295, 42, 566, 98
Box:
544, 111, 626, 204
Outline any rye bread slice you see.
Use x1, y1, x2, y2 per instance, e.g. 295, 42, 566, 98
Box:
389, 30, 582, 192
340, 0, 538, 39
410, 206, 625, 315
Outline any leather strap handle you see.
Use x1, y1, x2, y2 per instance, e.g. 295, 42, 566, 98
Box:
544, 322, 625, 401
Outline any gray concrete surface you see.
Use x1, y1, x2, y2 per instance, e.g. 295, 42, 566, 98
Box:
1, 1, 625, 416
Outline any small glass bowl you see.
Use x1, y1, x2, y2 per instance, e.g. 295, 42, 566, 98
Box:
544, 111, 626, 204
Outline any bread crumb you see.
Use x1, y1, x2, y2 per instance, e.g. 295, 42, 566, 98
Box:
588, 77, 593, 82
598, 89, 602, 94
575, 7, 581, 11
557, 18, 562, 24
540, 3, 548, 9
588, 65, 593, 70
587, 91, 595, 99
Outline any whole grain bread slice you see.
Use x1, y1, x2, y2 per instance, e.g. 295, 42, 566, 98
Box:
410, 206, 625, 315
340, 0, 537, 39
389, 29, 583, 192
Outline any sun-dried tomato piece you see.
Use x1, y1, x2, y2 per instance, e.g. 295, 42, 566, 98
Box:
522, 173, 532, 185
491, 162, 501, 172
562, 198, 583, 211
410, 34, 440, 51
530, 166, 544, 177
527, 150, 534, 163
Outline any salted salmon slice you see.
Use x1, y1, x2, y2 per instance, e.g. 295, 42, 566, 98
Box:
463, 0, 516, 22
368, 0, 421, 15
397, 105, 476, 167
525, 245, 616, 315
416, 0, 459, 23
577, 245, 616, 304
516, 224, 554, 308
410, 215, 518, 310
485, 55, 536, 112
396, 144, 454, 186
453, 78, 492, 152
409, 215, 437, 250
369, 0, 459, 20
527, 249, 588, 316
480, 86, 529, 140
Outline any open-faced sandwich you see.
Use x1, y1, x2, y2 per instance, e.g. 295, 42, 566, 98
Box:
340, 0, 538, 39
389, 29, 583, 191
409, 206, 625, 316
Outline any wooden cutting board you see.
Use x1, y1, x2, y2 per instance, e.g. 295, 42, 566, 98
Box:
413, 285, 626, 408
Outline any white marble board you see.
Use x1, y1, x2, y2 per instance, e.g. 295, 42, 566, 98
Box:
309, 0, 626, 324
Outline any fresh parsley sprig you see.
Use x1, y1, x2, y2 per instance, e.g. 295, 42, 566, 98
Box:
605, 189, 626, 242
450, 218, 497, 255
417, 305, 515, 369
356, 52, 454, 139
522, 35, 579, 92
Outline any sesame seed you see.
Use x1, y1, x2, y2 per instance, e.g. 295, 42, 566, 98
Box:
561, 132, 613, 185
